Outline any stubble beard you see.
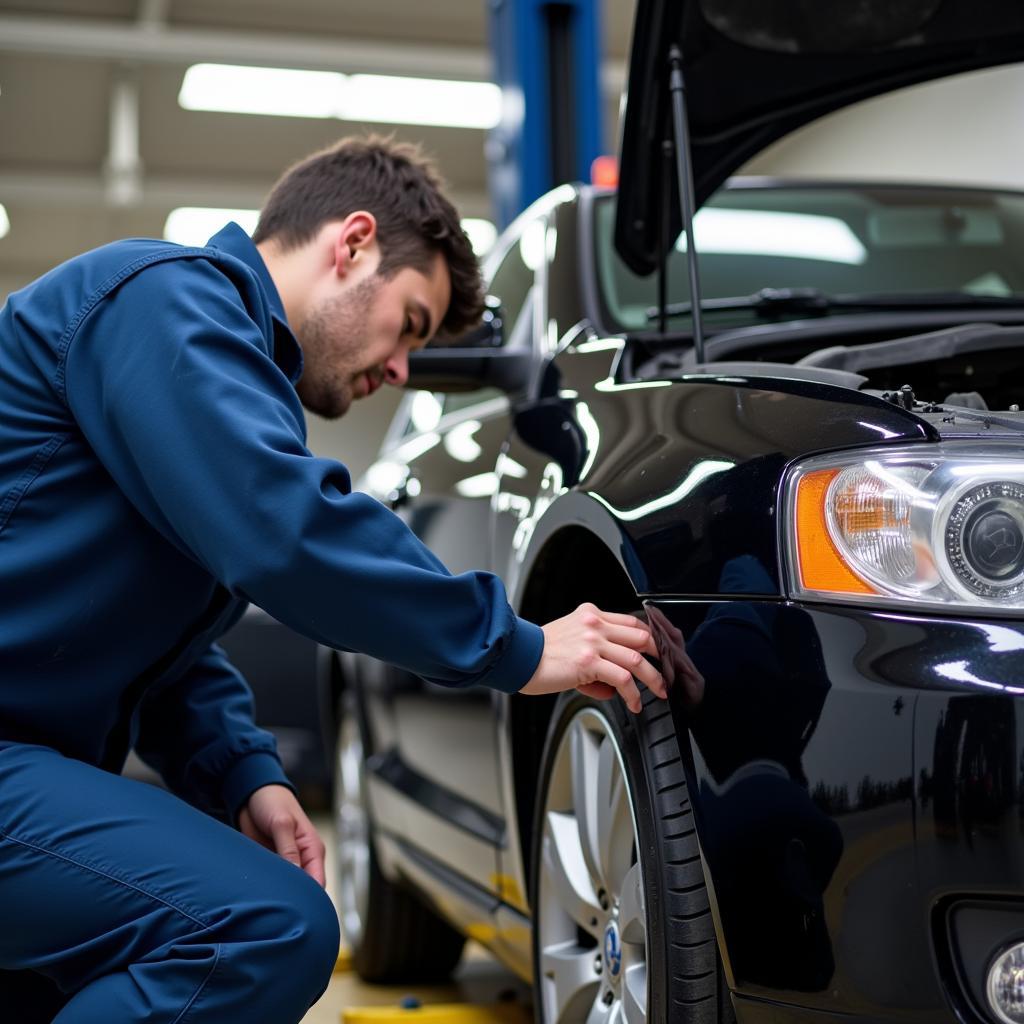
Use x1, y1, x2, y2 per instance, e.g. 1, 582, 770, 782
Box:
295, 274, 382, 420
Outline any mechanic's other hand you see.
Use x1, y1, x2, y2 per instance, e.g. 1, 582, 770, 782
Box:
521, 603, 667, 713
238, 784, 326, 887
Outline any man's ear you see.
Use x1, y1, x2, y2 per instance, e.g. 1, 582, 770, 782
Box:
333, 211, 378, 280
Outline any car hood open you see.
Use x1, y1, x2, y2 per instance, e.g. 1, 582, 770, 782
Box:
614, 0, 1024, 275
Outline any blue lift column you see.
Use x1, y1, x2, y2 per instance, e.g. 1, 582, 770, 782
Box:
486, 0, 604, 229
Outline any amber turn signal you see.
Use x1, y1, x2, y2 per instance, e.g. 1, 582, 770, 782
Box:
795, 469, 877, 595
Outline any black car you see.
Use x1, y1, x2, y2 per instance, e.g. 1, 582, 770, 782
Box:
331, 3, 1024, 1023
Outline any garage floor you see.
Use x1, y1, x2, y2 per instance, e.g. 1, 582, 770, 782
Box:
301, 816, 531, 1024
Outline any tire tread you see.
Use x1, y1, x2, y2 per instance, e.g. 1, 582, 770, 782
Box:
531, 693, 731, 1023
635, 696, 723, 1024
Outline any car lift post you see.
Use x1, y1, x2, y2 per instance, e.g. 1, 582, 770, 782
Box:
486, 0, 604, 229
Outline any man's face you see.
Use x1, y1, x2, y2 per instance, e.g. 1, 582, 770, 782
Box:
295, 249, 451, 419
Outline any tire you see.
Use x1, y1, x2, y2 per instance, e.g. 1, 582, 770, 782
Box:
531, 689, 734, 1023
333, 695, 466, 983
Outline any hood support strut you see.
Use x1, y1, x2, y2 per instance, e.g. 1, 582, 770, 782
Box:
667, 44, 706, 364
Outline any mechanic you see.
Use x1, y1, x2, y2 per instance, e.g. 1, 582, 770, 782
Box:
0, 135, 667, 1023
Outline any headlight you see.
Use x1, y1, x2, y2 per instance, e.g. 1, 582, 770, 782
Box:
785, 443, 1024, 611
989, 943, 1024, 1024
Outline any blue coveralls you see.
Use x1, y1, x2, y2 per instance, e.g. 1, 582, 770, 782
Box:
0, 223, 545, 1022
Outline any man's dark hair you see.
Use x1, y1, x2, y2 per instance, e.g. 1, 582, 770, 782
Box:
253, 135, 484, 338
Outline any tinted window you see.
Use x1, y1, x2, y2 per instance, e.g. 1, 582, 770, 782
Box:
595, 185, 1024, 332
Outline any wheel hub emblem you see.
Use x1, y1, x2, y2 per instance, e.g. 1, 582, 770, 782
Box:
604, 921, 622, 978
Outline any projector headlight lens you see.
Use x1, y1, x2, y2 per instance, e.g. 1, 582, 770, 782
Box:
786, 444, 1024, 610
988, 943, 1024, 1024
947, 484, 1024, 596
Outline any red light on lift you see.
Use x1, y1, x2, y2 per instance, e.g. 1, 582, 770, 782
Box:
591, 155, 618, 188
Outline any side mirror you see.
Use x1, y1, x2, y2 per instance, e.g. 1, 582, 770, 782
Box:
407, 295, 532, 394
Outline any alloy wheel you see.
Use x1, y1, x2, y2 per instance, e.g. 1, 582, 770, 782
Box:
537, 707, 648, 1023
335, 712, 371, 949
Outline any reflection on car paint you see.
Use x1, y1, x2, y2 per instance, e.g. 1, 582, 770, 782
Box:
649, 594, 1024, 1013
649, 558, 842, 994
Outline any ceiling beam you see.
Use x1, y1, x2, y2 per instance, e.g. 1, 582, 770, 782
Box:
0, 170, 268, 209
0, 14, 490, 80
0, 14, 625, 92
0, 170, 493, 219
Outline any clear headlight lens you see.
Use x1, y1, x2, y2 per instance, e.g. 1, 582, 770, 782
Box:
785, 444, 1024, 610
989, 943, 1024, 1024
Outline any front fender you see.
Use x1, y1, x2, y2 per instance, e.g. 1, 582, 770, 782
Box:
505, 490, 640, 612
502, 368, 938, 601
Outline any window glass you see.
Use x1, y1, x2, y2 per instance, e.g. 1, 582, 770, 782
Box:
595, 186, 1024, 332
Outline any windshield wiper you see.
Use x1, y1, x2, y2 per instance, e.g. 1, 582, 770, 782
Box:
646, 287, 1024, 321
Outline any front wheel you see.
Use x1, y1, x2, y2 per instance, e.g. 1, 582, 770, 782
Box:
531, 691, 733, 1023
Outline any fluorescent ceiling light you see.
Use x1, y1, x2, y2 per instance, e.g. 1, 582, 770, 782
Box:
0, 204, 9, 240
677, 209, 868, 265
179, 64, 501, 130
164, 208, 259, 246
180, 65, 344, 119
345, 75, 500, 129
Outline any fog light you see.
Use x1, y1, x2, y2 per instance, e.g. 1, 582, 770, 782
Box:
988, 943, 1024, 1023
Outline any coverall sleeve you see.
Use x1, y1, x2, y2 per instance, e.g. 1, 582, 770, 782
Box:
133, 643, 292, 820
63, 257, 545, 696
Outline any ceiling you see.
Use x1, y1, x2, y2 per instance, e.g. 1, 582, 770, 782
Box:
0, 0, 635, 297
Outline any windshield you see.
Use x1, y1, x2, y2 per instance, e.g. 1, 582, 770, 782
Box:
595, 183, 1024, 332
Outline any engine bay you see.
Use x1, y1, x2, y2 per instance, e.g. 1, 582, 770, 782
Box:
627, 320, 1024, 415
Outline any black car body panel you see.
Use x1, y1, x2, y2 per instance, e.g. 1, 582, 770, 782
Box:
646, 599, 1024, 1019
518, 349, 937, 596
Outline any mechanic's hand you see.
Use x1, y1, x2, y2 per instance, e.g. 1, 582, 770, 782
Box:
646, 604, 705, 707
520, 603, 667, 713
238, 784, 326, 887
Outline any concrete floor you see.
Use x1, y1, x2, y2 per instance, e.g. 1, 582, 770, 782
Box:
301, 816, 531, 1024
